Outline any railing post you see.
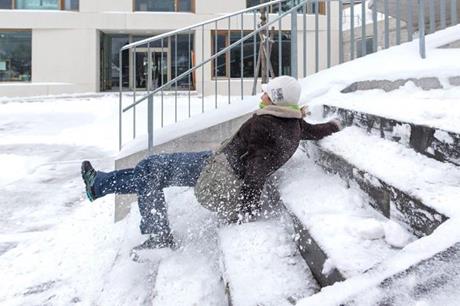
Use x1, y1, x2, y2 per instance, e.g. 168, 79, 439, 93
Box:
118, 51, 123, 150
419, 0, 426, 59
339, 0, 344, 63
291, 1, 298, 79
147, 43, 154, 152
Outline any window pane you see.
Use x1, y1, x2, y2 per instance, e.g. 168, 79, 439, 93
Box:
177, 0, 192, 12
171, 34, 194, 88
212, 33, 226, 78
0, 0, 12, 9
230, 31, 263, 78
16, 0, 59, 9
111, 36, 130, 88
229, 32, 243, 78
136, 0, 174, 12
64, 0, 79, 11
0, 31, 32, 82
242, 36, 257, 78
271, 32, 291, 76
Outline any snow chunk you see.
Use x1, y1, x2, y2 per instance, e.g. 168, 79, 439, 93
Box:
322, 258, 337, 277
383, 220, 414, 249
346, 219, 385, 240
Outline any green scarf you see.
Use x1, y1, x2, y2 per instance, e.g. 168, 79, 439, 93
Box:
259, 102, 301, 111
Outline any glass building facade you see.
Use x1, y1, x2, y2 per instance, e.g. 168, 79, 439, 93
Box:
100, 33, 195, 91
212, 30, 291, 78
135, 0, 194, 12
0, 0, 78, 10
0, 30, 32, 82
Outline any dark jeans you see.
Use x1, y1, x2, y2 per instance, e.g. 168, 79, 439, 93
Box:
92, 151, 212, 238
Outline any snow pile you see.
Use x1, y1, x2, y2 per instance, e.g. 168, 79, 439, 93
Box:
300, 24, 460, 103
219, 218, 318, 306
278, 151, 415, 277
319, 126, 460, 218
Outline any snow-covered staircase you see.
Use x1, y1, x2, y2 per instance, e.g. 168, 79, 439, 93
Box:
144, 90, 460, 304
276, 90, 460, 293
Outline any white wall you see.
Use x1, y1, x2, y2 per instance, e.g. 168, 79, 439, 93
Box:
32, 28, 99, 92
79, 0, 132, 13
196, 0, 246, 15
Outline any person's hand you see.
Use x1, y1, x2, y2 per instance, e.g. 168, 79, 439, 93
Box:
330, 118, 343, 131
301, 105, 311, 117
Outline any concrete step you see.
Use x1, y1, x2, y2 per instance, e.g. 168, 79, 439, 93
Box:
279, 152, 415, 287
218, 218, 319, 306
152, 252, 228, 306
323, 105, 460, 166
348, 241, 460, 305
151, 187, 228, 306
308, 126, 460, 237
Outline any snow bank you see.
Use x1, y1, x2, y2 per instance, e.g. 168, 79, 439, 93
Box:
300, 25, 460, 103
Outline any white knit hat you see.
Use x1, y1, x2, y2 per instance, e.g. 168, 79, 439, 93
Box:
261, 76, 302, 106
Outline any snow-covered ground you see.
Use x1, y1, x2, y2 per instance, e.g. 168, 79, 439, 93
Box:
0, 94, 232, 305
1, 22, 460, 306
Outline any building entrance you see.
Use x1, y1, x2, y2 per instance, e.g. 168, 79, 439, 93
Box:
100, 32, 194, 92
134, 47, 169, 90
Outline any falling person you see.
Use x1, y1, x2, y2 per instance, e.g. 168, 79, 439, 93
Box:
81, 76, 341, 251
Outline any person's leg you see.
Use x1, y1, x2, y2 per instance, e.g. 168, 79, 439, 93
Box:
82, 161, 138, 202
92, 168, 137, 198
133, 151, 212, 244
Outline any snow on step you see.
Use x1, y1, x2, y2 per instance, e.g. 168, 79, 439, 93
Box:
219, 219, 318, 306
153, 252, 227, 306
319, 126, 460, 218
279, 152, 413, 279
151, 187, 227, 306
313, 84, 460, 134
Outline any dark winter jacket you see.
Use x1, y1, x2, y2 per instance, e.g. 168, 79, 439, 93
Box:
194, 108, 339, 221
222, 113, 339, 211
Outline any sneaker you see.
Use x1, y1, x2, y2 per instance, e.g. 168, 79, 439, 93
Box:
133, 233, 176, 251
81, 161, 97, 202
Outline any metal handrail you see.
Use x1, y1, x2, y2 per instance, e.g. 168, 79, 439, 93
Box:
122, 0, 308, 113
118, 0, 459, 151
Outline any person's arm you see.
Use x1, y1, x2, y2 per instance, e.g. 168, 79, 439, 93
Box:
300, 119, 340, 140
238, 121, 276, 217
